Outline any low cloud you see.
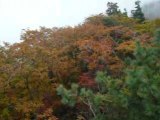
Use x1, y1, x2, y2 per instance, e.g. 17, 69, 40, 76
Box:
143, 1, 160, 19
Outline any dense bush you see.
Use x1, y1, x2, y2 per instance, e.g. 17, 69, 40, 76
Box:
0, 1, 159, 119
57, 29, 160, 120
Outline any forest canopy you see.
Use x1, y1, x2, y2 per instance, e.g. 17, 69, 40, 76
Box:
0, 1, 160, 120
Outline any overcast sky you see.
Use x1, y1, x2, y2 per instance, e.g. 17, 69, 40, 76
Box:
0, 0, 155, 44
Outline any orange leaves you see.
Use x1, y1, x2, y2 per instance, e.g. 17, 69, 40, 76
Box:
110, 26, 136, 42
37, 108, 58, 120
76, 35, 121, 76
116, 40, 136, 59
0, 14, 154, 119
85, 14, 105, 25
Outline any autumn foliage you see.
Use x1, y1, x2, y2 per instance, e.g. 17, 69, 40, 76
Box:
0, 1, 159, 119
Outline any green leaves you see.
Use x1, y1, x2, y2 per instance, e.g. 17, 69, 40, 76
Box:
122, 29, 160, 119
57, 29, 160, 120
57, 84, 79, 107
131, 0, 145, 23
1, 108, 10, 120
106, 2, 121, 16
95, 71, 107, 84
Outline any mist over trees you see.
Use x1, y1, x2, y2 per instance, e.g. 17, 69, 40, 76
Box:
143, 1, 160, 19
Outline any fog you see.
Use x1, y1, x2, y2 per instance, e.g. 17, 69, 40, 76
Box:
143, 0, 160, 19
0, 0, 157, 44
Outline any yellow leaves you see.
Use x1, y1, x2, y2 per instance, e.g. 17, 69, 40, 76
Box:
85, 14, 105, 25
0, 14, 154, 119
15, 100, 42, 113
112, 15, 137, 27
116, 40, 136, 58
122, 88, 131, 96
135, 19, 160, 35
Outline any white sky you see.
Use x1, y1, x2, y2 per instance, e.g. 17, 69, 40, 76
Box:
0, 0, 154, 44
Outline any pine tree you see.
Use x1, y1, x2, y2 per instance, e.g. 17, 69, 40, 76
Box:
131, 0, 145, 22
57, 29, 160, 120
106, 2, 121, 16
123, 8, 128, 17
123, 29, 160, 119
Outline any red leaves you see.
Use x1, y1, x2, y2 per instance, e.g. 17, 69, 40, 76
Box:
0, 15, 153, 119
78, 72, 97, 88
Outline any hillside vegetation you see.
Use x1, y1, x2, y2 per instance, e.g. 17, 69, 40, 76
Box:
0, 1, 160, 120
